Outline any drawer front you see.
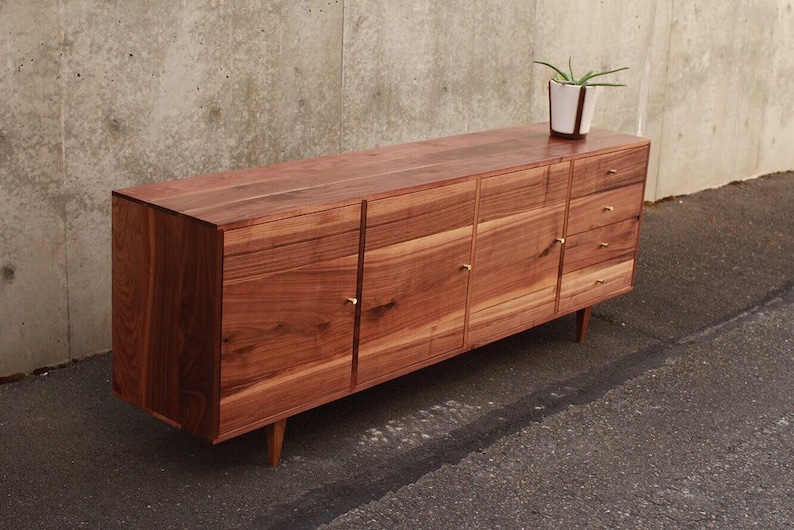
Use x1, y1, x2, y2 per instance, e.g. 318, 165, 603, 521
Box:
567, 182, 643, 235
558, 256, 635, 314
562, 217, 640, 274
571, 146, 648, 199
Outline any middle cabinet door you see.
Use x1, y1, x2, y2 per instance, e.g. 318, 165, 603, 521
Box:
358, 181, 477, 385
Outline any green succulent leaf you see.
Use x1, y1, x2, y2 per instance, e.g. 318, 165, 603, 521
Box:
579, 66, 629, 84
532, 60, 572, 83
534, 58, 628, 86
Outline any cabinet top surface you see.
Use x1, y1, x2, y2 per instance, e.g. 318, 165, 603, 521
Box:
113, 122, 649, 229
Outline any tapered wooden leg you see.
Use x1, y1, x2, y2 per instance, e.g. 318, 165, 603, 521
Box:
575, 306, 593, 343
265, 419, 287, 467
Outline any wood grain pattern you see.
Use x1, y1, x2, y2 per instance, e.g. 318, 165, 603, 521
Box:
467, 163, 569, 344
469, 284, 559, 346
219, 206, 360, 435
357, 182, 476, 384
220, 352, 352, 436
566, 183, 645, 235
116, 125, 533, 207
114, 124, 648, 228
221, 255, 358, 385
562, 217, 640, 274
571, 146, 649, 199
558, 256, 635, 314
223, 205, 361, 283
111, 194, 222, 440
111, 196, 151, 408
477, 163, 569, 222
363, 181, 478, 250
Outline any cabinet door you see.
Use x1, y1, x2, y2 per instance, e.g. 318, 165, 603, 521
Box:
468, 163, 569, 345
219, 205, 361, 436
357, 181, 477, 385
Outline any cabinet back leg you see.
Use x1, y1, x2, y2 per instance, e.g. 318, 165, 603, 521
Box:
265, 419, 287, 467
576, 306, 593, 342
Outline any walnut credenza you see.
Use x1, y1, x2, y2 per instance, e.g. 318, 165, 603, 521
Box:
112, 123, 650, 465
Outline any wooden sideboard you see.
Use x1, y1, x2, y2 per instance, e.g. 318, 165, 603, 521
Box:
112, 123, 650, 465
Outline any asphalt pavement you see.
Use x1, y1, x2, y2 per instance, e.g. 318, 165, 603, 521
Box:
2, 171, 793, 529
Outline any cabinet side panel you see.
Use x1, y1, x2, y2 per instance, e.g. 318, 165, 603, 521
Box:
165, 211, 222, 439
111, 195, 221, 440
112, 195, 152, 408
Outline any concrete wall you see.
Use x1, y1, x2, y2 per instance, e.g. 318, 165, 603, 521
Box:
2, 0, 793, 376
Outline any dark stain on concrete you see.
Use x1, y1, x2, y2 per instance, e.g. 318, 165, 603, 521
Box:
2, 265, 15, 284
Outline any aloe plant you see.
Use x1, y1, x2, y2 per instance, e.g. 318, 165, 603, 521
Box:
534, 57, 628, 87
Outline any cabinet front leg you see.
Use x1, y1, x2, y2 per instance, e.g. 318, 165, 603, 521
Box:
265, 419, 287, 467
575, 306, 593, 343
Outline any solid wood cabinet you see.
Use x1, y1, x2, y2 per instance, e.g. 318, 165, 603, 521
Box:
112, 123, 650, 465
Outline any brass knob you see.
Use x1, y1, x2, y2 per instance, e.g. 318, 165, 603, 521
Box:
600, 242, 609, 248
608, 168, 618, 174
604, 206, 614, 212
346, 297, 358, 305
462, 264, 472, 271
556, 237, 566, 244
596, 279, 606, 284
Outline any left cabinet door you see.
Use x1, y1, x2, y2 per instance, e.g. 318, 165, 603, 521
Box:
219, 205, 361, 438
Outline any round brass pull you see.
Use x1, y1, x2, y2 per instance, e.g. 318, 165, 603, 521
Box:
596, 279, 606, 284
608, 168, 618, 174
462, 264, 472, 271
556, 237, 566, 244
600, 242, 609, 248
604, 206, 614, 212
346, 297, 358, 305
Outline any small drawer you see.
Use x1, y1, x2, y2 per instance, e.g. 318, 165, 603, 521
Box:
567, 182, 643, 235
571, 146, 648, 199
562, 217, 640, 274
558, 256, 635, 314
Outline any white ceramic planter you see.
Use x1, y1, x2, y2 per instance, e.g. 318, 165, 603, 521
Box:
548, 80, 600, 139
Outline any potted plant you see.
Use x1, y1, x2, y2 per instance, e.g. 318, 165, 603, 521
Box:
534, 58, 628, 139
